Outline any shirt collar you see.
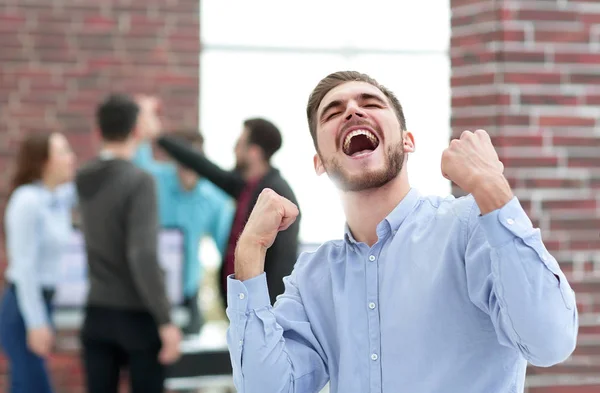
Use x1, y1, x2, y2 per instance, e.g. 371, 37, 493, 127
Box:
344, 187, 421, 244
99, 150, 115, 160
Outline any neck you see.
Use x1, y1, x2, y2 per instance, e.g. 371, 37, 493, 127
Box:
244, 161, 270, 182
101, 139, 136, 160
40, 176, 61, 191
341, 173, 411, 246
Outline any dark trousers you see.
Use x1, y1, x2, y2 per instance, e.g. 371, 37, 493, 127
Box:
81, 306, 165, 393
0, 285, 55, 393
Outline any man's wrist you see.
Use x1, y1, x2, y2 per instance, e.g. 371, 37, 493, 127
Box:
471, 173, 514, 215
234, 235, 267, 282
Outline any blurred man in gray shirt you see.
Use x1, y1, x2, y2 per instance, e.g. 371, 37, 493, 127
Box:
75, 94, 181, 393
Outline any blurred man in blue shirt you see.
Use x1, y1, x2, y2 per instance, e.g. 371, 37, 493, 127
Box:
134, 102, 234, 334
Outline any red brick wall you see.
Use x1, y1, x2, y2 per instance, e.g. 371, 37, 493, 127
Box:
0, 1, 199, 392
451, 0, 600, 391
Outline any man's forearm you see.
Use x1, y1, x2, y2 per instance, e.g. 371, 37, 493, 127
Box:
475, 198, 578, 366
234, 237, 267, 282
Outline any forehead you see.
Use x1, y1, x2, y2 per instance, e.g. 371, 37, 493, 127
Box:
318, 81, 387, 114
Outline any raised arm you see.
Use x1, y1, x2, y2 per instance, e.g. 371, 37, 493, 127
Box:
227, 189, 328, 393
157, 135, 246, 199
465, 196, 578, 367
125, 174, 172, 326
4, 189, 48, 329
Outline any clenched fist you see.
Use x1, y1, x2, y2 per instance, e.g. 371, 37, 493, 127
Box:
441, 129, 504, 195
235, 188, 299, 281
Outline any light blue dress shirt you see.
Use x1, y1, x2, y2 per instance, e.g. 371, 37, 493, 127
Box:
4, 182, 76, 329
226, 189, 578, 393
133, 142, 234, 297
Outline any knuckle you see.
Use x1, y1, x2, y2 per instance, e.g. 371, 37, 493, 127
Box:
460, 130, 472, 139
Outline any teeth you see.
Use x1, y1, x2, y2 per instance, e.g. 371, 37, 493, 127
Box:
343, 129, 379, 153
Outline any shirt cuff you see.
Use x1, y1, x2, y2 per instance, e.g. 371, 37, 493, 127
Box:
227, 273, 271, 313
478, 196, 536, 248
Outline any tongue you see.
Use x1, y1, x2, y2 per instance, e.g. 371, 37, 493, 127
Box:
351, 149, 373, 157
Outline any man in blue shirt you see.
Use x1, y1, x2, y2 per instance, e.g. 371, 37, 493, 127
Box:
134, 117, 234, 335
225, 71, 578, 393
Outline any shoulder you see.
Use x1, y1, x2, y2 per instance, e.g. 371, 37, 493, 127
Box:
5, 184, 43, 218
292, 240, 345, 274
8, 184, 42, 207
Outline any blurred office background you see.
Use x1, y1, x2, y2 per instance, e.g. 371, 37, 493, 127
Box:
0, 0, 599, 392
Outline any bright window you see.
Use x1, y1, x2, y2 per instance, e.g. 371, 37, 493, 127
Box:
200, 0, 451, 244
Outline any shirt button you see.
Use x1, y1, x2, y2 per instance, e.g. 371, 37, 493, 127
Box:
369, 255, 376, 262
506, 218, 515, 225
541, 254, 547, 261
238, 293, 245, 300
371, 353, 378, 361
239, 340, 243, 346
368, 302, 376, 310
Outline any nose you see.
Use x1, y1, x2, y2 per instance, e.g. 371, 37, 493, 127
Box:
344, 101, 365, 121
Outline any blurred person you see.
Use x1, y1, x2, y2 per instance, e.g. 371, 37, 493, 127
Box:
225, 71, 578, 393
75, 94, 181, 393
133, 122, 234, 335
157, 118, 299, 307
0, 132, 76, 393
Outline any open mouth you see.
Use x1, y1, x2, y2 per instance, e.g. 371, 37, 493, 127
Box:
343, 129, 380, 157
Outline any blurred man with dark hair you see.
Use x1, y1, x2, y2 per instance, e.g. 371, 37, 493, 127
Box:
75, 94, 181, 393
157, 118, 299, 307
134, 121, 234, 335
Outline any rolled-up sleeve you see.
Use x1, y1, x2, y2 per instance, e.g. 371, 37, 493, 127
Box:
465, 197, 578, 367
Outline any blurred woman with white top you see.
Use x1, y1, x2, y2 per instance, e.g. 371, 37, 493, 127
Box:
0, 132, 76, 393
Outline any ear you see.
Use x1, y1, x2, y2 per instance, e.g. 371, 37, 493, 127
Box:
313, 153, 325, 176
403, 131, 415, 153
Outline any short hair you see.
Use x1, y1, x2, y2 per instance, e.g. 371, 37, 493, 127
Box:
244, 118, 282, 162
10, 133, 52, 195
96, 94, 140, 142
170, 129, 204, 147
306, 71, 407, 150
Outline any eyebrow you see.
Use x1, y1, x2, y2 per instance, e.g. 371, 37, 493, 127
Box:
319, 93, 387, 121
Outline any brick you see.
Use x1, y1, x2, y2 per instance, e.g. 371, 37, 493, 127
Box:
491, 135, 544, 147
569, 157, 600, 167
452, 9, 499, 28
534, 29, 590, 43
584, 94, 600, 105
502, 50, 547, 63
538, 116, 596, 127
520, 94, 578, 106
550, 218, 600, 231
553, 136, 600, 147
501, 156, 559, 168
451, 73, 496, 87
570, 73, 600, 85
543, 199, 597, 210
516, 9, 579, 22
502, 72, 562, 85
555, 53, 600, 64
451, 49, 497, 67
452, 94, 511, 107
523, 178, 587, 189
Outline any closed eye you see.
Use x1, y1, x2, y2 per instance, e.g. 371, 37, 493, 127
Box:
326, 112, 342, 121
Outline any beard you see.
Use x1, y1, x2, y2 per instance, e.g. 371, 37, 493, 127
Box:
320, 142, 405, 192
